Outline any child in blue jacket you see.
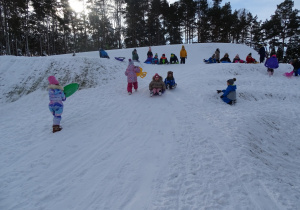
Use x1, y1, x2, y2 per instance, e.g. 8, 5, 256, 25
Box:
217, 78, 236, 105
204, 54, 217, 63
164, 71, 177, 89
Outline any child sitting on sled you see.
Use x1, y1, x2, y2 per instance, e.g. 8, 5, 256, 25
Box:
152, 53, 159, 64
125, 59, 140, 95
204, 54, 217, 63
246, 53, 257, 63
164, 71, 177, 89
217, 78, 237, 105
160, 54, 169, 64
149, 73, 166, 96
48, 76, 66, 133
170, 53, 179, 64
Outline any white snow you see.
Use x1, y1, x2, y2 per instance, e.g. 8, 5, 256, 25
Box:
1, 43, 300, 210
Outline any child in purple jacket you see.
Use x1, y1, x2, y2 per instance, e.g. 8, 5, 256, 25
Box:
125, 59, 140, 95
48, 76, 66, 133
264, 54, 279, 76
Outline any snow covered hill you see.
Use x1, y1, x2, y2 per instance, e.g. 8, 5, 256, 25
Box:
1, 43, 300, 210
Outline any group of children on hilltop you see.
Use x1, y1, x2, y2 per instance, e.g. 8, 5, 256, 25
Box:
142, 46, 187, 65
205, 48, 259, 64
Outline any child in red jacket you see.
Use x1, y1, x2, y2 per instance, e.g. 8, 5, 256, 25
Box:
246, 53, 257, 63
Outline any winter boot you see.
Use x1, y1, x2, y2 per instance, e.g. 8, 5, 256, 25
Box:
150, 91, 154, 97
53, 125, 62, 133
158, 91, 162, 96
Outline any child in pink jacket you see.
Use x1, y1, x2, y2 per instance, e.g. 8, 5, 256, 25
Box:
125, 59, 140, 95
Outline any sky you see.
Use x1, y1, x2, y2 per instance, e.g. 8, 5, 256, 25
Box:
69, 0, 299, 22
1, 43, 300, 209
169, 0, 300, 21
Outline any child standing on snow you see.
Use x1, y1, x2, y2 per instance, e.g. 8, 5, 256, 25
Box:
48, 76, 66, 133
149, 73, 166, 96
215, 48, 220, 63
217, 78, 237, 105
264, 54, 279, 76
164, 71, 177, 89
180, 45, 187, 64
125, 59, 140, 95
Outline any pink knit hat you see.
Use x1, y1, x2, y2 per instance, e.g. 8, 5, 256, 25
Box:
48, 76, 59, 85
153, 73, 160, 79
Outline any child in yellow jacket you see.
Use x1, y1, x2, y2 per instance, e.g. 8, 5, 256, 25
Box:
180, 45, 187, 64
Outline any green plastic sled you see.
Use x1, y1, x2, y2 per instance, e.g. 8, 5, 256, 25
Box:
64, 83, 79, 98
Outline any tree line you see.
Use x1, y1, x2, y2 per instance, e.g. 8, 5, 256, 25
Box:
0, 0, 299, 61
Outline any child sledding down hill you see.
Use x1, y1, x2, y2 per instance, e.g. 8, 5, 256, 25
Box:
125, 59, 140, 95
217, 78, 237, 105
264, 54, 279, 76
48, 76, 66, 133
164, 71, 177, 89
149, 73, 166, 97
204, 54, 217, 63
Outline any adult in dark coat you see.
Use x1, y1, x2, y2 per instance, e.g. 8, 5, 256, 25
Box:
258, 44, 266, 63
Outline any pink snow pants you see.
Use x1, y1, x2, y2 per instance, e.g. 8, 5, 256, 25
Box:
152, 88, 162, 94
127, 82, 138, 93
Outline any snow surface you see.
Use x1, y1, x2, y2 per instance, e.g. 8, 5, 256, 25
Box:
1, 43, 300, 210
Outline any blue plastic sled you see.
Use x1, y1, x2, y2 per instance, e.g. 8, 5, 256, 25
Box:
115, 57, 125, 61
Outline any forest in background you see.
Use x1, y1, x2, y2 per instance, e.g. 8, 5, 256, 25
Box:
0, 0, 299, 61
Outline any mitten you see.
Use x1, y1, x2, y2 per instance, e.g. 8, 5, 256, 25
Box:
220, 95, 224, 98
217, 90, 222, 94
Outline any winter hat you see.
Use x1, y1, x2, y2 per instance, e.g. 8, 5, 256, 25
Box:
155, 53, 158, 57
235, 54, 239, 58
48, 76, 59, 85
227, 78, 236, 85
149, 47, 152, 52
162, 54, 165, 57
154, 73, 160, 79
248, 53, 252, 56
128, 59, 134, 65
271, 54, 276, 57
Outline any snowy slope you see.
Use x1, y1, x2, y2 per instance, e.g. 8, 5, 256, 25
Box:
0, 43, 300, 210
